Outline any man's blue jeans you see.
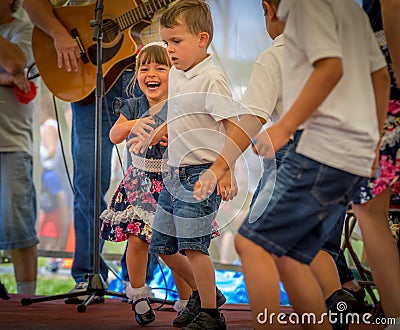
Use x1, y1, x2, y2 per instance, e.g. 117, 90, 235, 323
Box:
70, 71, 133, 283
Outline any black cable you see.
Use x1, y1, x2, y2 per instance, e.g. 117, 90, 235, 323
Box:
149, 256, 170, 310
103, 94, 126, 178
26, 62, 40, 80
51, 95, 75, 195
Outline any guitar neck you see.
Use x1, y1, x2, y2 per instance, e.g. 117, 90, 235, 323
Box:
117, 0, 176, 31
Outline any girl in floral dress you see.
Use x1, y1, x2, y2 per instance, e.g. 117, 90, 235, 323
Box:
352, 0, 400, 326
99, 42, 193, 326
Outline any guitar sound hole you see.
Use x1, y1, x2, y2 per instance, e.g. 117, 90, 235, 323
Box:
103, 19, 119, 44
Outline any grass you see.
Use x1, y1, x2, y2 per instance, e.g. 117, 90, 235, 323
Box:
1, 257, 75, 295
0, 244, 126, 296
1, 273, 75, 296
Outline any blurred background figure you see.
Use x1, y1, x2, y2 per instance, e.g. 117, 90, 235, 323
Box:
38, 93, 72, 272
0, 0, 38, 295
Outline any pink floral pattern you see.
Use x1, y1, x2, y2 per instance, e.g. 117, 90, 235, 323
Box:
356, 100, 400, 205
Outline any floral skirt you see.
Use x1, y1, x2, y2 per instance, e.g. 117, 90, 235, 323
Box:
355, 99, 400, 206
100, 165, 220, 243
100, 165, 162, 243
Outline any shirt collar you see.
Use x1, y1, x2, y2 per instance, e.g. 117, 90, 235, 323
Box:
183, 54, 213, 79
272, 34, 284, 47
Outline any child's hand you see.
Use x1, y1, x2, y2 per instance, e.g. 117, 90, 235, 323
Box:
130, 116, 155, 141
159, 133, 168, 147
252, 123, 291, 158
193, 169, 217, 201
217, 169, 238, 201
193, 165, 233, 201
127, 135, 150, 154
251, 129, 272, 157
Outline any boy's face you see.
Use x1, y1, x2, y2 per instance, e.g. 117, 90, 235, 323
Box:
160, 21, 209, 71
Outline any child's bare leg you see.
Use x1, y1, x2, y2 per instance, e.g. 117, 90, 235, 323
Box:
184, 249, 216, 308
235, 233, 281, 330
310, 250, 341, 300
125, 235, 155, 325
172, 269, 192, 299
126, 236, 148, 288
171, 269, 191, 311
276, 256, 332, 330
161, 253, 197, 290
353, 187, 400, 318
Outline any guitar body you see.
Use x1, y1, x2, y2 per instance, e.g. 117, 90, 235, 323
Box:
32, 1, 148, 104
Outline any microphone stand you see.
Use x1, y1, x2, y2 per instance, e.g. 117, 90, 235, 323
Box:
73, 0, 128, 312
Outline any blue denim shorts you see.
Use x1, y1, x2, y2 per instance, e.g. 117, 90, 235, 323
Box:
149, 163, 221, 255
238, 134, 366, 265
0, 152, 38, 250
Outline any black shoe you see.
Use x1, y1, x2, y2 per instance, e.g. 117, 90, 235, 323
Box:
173, 288, 226, 328
132, 297, 156, 326
183, 311, 226, 330
216, 287, 226, 307
326, 289, 360, 330
343, 288, 373, 313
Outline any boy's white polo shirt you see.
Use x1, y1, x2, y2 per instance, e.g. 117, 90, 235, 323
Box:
278, 0, 387, 177
241, 34, 284, 124
166, 55, 239, 168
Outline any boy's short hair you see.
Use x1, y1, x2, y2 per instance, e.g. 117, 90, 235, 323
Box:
265, 0, 280, 6
160, 0, 213, 46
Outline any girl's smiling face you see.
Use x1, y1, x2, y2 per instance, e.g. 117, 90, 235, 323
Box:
137, 61, 170, 108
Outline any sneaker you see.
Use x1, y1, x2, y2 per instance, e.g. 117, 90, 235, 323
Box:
64, 282, 104, 305
183, 311, 226, 330
132, 297, 156, 326
173, 287, 226, 328
343, 288, 373, 313
326, 289, 359, 330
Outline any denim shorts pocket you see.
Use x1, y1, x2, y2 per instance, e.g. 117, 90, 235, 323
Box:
184, 172, 201, 189
311, 165, 359, 206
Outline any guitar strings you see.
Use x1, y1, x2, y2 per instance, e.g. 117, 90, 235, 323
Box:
75, 9, 152, 45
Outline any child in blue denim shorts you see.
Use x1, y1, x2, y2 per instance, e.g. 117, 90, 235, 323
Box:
147, 1, 239, 329
237, 0, 390, 327
195, 0, 389, 328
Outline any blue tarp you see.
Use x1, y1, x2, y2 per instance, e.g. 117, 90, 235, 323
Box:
108, 264, 290, 305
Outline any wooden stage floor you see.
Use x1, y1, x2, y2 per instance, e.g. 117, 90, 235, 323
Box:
0, 294, 385, 329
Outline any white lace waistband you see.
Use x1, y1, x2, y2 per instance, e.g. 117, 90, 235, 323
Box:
131, 154, 168, 173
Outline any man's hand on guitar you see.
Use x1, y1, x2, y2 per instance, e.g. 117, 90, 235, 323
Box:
53, 28, 80, 72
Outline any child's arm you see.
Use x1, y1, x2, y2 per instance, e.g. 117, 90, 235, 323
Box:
370, 66, 391, 174
109, 115, 155, 145
381, 0, 400, 87
268, 57, 343, 155
128, 122, 168, 154
193, 115, 263, 201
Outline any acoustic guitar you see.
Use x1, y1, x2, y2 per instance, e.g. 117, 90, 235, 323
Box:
32, 0, 175, 104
